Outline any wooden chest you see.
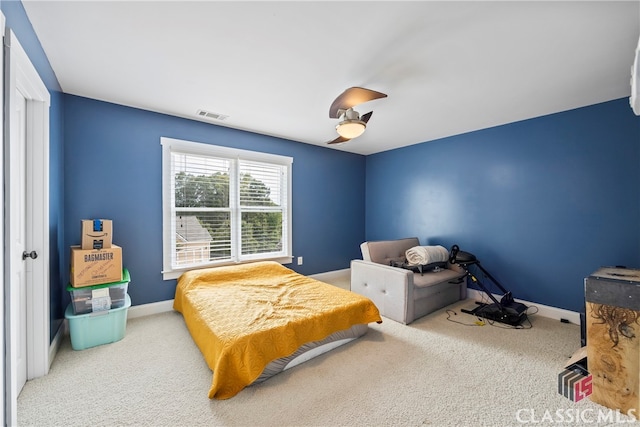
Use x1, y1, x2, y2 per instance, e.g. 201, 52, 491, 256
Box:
586, 267, 640, 418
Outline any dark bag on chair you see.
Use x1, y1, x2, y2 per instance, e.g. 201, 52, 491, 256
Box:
390, 259, 446, 275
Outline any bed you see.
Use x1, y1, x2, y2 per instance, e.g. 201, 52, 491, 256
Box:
173, 261, 382, 399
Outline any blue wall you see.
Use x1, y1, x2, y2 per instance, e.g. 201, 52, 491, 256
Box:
63, 95, 366, 306
2, 0, 66, 338
365, 98, 640, 312
5, 0, 640, 320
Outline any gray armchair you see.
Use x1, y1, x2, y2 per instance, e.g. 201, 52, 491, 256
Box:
350, 237, 467, 324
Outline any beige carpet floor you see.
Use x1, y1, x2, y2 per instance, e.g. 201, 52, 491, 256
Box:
17, 277, 628, 426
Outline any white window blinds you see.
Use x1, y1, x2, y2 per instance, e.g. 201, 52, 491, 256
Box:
161, 137, 292, 279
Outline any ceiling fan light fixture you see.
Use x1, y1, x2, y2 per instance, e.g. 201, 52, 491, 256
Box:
336, 120, 366, 139
325, 90, 387, 145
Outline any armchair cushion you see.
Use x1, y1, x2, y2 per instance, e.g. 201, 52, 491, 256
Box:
362, 237, 419, 264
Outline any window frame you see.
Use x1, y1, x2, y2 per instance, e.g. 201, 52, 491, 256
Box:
161, 137, 293, 280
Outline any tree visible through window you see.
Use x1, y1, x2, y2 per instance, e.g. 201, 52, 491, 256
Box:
162, 137, 292, 278
174, 170, 231, 261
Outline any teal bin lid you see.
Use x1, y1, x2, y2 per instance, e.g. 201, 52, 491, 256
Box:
66, 268, 130, 291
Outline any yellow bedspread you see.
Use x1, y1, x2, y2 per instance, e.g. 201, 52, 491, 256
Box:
173, 261, 381, 399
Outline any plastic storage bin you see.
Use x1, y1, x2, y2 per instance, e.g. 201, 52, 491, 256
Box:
67, 269, 130, 315
65, 294, 131, 350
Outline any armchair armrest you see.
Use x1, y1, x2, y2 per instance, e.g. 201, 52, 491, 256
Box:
350, 259, 415, 324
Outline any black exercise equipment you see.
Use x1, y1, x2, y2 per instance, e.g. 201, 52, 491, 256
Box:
449, 245, 529, 326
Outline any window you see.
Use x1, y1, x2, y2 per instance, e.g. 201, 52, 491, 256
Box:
161, 137, 292, 279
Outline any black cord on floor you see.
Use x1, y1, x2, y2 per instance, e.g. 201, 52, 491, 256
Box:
445, 309, 485, 326
446, 307, 535, 329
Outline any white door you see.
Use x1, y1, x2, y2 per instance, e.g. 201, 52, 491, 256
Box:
0, 13, 5, 427
4, 28, 51, 426
12, 90, 29, 394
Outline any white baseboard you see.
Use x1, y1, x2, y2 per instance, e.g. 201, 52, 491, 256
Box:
128, 299, 175, 319
466, 288, 580, 324
48, 320, 67, 368
123, 269, 581, 326
309, 268, 350, 282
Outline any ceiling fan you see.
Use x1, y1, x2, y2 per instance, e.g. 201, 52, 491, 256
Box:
326, 87, 387, 144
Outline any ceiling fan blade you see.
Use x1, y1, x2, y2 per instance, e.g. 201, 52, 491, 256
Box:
327, 135, 350, 144
360, 111, 373, 124
329, 87, 387, 118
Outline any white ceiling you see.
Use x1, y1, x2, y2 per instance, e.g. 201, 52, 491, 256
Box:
22, 1, 640, 155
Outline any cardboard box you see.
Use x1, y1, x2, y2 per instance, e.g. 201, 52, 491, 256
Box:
81, 219, 113, 250
70, 245, 122, 287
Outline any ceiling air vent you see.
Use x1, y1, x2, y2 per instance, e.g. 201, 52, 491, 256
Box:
196, 109, 229, 121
